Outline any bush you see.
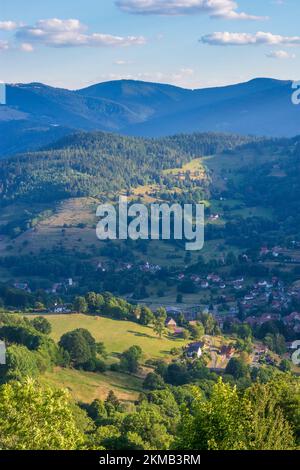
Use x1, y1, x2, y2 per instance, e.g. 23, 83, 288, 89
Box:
143, 372, 165, 391
225, 357, 249, 379
59, 329, 98, 370
31, 317, 52, 335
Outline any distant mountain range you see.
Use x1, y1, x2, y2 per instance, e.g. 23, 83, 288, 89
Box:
0, 77, 299, 156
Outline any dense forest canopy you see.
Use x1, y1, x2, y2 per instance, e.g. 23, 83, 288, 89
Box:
0, 132, 256, 204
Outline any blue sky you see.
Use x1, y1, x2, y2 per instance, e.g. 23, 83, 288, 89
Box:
0, 0, 299, 89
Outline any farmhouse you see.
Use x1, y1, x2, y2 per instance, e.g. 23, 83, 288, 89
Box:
165, 317, 177, 329
186, 342, 203, 359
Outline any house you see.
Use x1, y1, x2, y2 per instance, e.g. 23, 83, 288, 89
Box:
0, 340, 6, 365
257, 313, 280, 326
165, 317, 177, 329
51, 283, 63, 294
186, 342, 203, 359
13, 282, 30, 292
52, 304, 71, 314
272, 246, 284, 257
260, 246, 269, 256
283, 312, 300, 325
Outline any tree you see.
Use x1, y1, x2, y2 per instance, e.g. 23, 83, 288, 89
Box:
177, 312, 186, 327
73, 296, 88, 313
119, 345, 143, 374
0, 325, 43, 350
237, 323, 252, 340
153, 308, 167, 338
86, 292, 104, 313
182, 329, 190, 340
165, 363, 189, 386
87, 399, 108, 426
96, 342, 107, 358
105, 390, 122, 413
264, 333, 286, 355
0, 344, 39, 382
244, 382, 297, 450
225, 357, 249, 379
279, 359, 291, 372
147, 389, 181, 431
31, 316, 52, 335
139, 306, 154, 326
188, 322, 204, 340
175, 379, 296, 450
59, 329, 97, 369
122, 403, 172, 450
143, 372, 165, 391
235, 337, 253, 354
0, 379, 85, 450
198, 313, 217, 335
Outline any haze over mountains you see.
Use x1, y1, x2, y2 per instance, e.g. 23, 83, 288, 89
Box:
0, 77, 299, 156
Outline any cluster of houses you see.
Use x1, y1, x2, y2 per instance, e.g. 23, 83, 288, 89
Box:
239, 278, 291, 315
177, 272, 244, 291
139, 262, 162, 274
260, 246, 284, 258
243, 310, 300, 333
12, 279, 75, 295
102, 260, 162, 274
52, 304, 72, 314
13, 282, 31, 293
260, 245, 300, 264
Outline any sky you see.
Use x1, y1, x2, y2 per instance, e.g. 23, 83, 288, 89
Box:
0, 0, 299, 90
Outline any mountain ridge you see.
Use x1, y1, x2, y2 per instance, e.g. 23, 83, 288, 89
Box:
0, 77, 299, 156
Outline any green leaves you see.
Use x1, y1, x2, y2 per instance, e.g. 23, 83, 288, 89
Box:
175, 378, 297, 450
0, 379, 85, 450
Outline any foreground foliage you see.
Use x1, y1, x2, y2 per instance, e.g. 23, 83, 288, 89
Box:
0, 375, 298, 451
0, 379, 86, 450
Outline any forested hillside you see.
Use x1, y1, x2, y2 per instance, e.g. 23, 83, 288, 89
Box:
0, 132, 254, 204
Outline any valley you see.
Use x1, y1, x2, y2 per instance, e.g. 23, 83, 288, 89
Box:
0, 128, 299, 452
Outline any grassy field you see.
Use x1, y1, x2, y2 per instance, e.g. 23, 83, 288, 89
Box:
163, 158, 206, 181
43, 314, 188, 360
42, 367, 143, 403
38, 313, 188, 404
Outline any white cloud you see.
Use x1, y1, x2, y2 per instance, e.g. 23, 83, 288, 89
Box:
15, 18, 146, 48
116, 0, 267, 20
0, 21, 18, 31
266, 49, 296, 59
114, 59, 132, 65
20, 43, 34, 52
201, 31, 300, 46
